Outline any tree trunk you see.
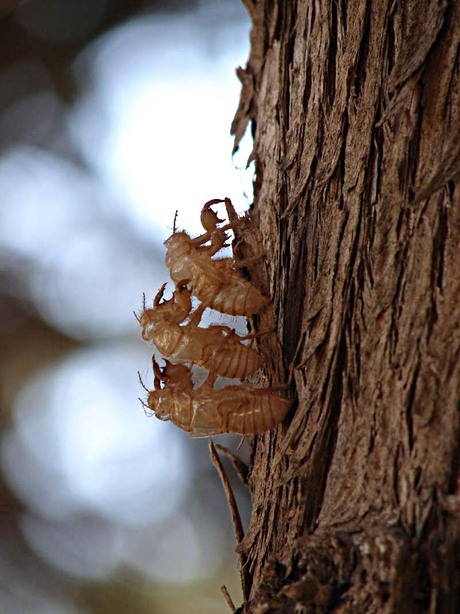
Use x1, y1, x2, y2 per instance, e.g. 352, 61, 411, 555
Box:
231, 0, 460, 611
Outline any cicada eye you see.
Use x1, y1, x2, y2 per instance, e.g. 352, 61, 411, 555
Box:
139, 312, 151, 329
148, 390, 173, 421
164, 233, 185, 248
141, 324, 155, 341
164, 232, 191, 253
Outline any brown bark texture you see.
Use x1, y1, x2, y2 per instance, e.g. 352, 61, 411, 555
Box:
230, 0, 460, 611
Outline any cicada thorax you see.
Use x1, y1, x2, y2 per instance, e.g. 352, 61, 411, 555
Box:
140, 295, 192, 359
140, 282, 190, 337
188, 394, 228, 437
163, 233, 196, 286
145, 321, 186, 360
169, 389, 194, 432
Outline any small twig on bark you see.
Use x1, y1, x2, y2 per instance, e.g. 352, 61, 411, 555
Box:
221, 585, 236, 613
209, 440, 250, 602
213, 442, 250, 486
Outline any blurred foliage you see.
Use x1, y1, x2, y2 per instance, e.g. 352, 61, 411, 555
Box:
0, 0, 250, 612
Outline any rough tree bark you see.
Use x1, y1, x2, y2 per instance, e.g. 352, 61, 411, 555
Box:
229, 0, 460, 611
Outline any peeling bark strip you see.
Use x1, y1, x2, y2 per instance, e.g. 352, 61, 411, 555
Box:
232, 0, 460, 611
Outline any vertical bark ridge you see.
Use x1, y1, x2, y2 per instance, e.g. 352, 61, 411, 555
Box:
232, 0, 460, 610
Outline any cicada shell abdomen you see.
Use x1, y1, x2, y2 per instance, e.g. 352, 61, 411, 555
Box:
206, 282, 269, 317
189, 267, 269, 317
202, 331, 265, 378
189, 387, 291, 437
224, 390, 291, 435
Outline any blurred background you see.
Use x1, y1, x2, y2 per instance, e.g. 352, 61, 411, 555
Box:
0, 0, 256, 611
